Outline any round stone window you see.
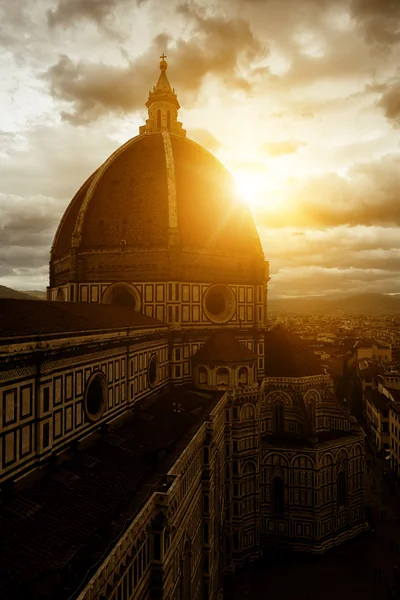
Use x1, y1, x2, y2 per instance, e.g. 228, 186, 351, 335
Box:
84, 372, 106, 423
103, 283, 141, 312
203, 284, 236, 324
147, 354, 158, 388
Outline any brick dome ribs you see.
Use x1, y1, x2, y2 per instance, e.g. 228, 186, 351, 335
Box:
50, 133, 264, 287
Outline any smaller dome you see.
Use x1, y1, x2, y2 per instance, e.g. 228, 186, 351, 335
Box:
193, 331, 257, 364
265, 326, 321, 378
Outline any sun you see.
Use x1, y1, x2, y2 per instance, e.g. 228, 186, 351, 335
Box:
232, 165, 292, 216
233, 170, 267, 210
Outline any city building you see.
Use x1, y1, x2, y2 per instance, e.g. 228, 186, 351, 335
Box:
0, 59, 367, 600
389, 402, 400, 475
364, 388, 390, 454
354, 339, 392, 363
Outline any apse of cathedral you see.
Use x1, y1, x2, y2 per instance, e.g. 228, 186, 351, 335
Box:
0, 58, 366, 600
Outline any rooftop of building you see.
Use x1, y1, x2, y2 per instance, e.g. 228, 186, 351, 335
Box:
355, 338, 391, 350
385, 387, 400, 403
262, 428, 359, 448
193, 330, 257, 363
264, 325, 322, 378
0, 385, 221, 600
364, 388, 391, 411
0, 299, 163, 341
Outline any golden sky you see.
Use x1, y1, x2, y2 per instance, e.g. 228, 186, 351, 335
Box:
0, 0, 399, 297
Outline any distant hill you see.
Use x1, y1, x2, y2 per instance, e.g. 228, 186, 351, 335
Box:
20, 289, 47, 300
0, 285, 38, 300
268, 293, 400, 315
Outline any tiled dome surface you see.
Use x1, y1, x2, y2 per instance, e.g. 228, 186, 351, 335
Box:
51, 133, 262, 262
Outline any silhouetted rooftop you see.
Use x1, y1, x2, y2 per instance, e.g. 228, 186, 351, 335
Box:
0, 386, 221, 600
0, 299, 162, 339
263, 429, 357, 448
387, 388, 400, 403
193, 330, 257, 363
364, 388, 390, 411
355, 338, 390, 350
264, 326, 322, 378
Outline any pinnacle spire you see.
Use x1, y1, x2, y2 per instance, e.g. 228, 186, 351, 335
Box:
139, 56, 186, 137
154, 54, 174, 95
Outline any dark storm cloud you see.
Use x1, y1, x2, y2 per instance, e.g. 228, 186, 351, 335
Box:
0, 2, 32, 45
263, 222, 400, 297
47, 0, 144, 29
0, 193, 63, 275
264, 227, 400, 273
45, 4, 266, 124
351, 0, 400, 45
379, 81, 400, 126
269, 264, 400, 297
45, 54, 153, 125
0, 124, 118, 198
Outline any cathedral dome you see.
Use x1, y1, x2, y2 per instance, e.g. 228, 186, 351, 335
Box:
50, 61, 264, 288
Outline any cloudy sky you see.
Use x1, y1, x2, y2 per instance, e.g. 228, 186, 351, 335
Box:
0, 0, 399, 297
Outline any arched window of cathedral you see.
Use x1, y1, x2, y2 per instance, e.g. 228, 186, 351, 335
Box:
238, 367, 248, 386
199, 367, 208, 385
147, 354, 158, 388
243, 462, 256, 476
104, 283, 141, 311
56, 287, 64, 301
113, 288, 136, 309
216, 368, 229, 387
337, 471, 346, 507
273, 402, 285, 434
167, 110, 171, 130
157, 109, 161, 131
242, 404, 255, 421
271, 476, 284, 515
182, 540, 191, 599
84, 372, 106, 423
306, 402, 315, 428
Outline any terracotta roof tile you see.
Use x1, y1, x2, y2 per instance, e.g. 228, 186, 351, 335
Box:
193, 331, 257, 363
265, 325, 322, 377
364, 388, 390, 411
0, 299, 162, 338
0, 386, 220, 599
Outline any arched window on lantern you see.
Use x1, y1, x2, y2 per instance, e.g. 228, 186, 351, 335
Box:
216, 368, 229, 386
238, 367, 248, 386
199, 367, 208, 385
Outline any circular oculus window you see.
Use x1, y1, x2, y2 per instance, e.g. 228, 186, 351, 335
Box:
203, 284, 236, 324
103, 283, 142, 312
147, 354, 159, 388
84, 372, 107, 423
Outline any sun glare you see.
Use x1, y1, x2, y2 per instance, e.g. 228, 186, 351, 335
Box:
234, 171, 268, 210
